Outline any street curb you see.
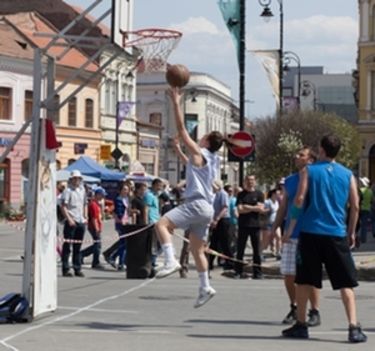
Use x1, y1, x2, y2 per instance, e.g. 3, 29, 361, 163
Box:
242, 263, 375, 282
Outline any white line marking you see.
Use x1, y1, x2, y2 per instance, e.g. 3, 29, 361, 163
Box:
135, 330, 173, 335
53, 329, 120, 334
58, 306, 139, 314
52, 328, 172, 335
0, 278, 155, 351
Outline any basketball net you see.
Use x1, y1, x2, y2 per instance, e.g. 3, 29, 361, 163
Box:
122, 28, 182, 72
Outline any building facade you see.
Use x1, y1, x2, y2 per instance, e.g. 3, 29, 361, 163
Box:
137, 71, 239, 185
358, 0, 375, 181
0, 12, 103, 209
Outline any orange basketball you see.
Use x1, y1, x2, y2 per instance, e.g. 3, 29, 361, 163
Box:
165, 64, 190, 88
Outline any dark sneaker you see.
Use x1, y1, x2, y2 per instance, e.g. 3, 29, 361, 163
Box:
62, 271, 73, 277
74, 270, 85, 277
179, 269, 188, 278
92, 264, 105, 270
104, 255, 117, 269
282, 322, 309, 339
252, 273, 263, 280
307, 309, 321, 327
282, 304, 297, 324
348, 324, 367, 343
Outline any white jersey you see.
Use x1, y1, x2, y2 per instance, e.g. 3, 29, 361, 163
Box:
184, 148, 219, 204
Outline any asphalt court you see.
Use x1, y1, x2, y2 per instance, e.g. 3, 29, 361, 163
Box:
0, 223, 375, 351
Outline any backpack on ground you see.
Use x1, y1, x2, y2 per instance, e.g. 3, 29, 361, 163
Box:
0, 293, 30, 323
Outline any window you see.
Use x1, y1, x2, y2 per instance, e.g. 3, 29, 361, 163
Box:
24, 90, 33, 121
53, 95, 60, 125
0, 87, 12, 120
85, 98, 94, 128
185, 114, 198, 141
68, 97, 77, 126
149, 112, 161, 125
0, 159, 10, 203
111, 81, 117, 115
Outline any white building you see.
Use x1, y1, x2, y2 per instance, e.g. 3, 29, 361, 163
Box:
137, 71, 239, 185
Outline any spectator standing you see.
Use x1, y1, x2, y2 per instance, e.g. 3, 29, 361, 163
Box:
235, 175, 264, 279
80, 187, 106, 269
359, 177, 372, 244
261, 189, 281, 259
113, 183, 131, 271
60, 170, 87, 277
209, 180, 233, 270
144, 178, 164, 266
225, 184, 238, 259
131, 183, 148, 225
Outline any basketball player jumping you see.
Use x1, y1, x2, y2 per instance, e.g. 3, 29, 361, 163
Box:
155, 87, 226, 308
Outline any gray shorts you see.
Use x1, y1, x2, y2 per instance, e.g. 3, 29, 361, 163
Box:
164, 199, 214, 241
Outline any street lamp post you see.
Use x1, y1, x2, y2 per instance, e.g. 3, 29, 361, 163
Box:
283, 51, 301, 108
239, 0, 246, 186
259, 0, 283, 114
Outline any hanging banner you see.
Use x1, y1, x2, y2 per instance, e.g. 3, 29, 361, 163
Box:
251, 49, 280, 108
117, 101, 135, 125
218, 0, 241, 68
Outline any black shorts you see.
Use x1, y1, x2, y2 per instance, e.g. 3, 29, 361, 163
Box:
295, 232, 358, 290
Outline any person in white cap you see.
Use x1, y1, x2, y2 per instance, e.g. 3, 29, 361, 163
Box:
60, 170, 87, 277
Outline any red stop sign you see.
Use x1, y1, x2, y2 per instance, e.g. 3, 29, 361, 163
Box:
229, 131, 255, 158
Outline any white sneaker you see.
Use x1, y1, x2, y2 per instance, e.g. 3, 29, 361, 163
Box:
194, 286, 216, 308
155, 260, 181, 279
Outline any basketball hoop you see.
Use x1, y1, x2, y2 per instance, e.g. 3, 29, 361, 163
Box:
121, 28, 182, 73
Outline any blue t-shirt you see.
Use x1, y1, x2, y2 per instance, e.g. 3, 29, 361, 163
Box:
229, 196, 238, 225
300, 161, 352, 237
284, 173, 302, 239
144, 190, 160, 224
213, 189, 229, 219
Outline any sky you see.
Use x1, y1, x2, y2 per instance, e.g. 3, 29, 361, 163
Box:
67, 0, 359, 119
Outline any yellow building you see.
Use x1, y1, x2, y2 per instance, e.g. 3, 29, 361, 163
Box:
358, 0, 375, 181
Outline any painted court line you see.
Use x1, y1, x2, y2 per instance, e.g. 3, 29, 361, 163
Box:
0, 278, 155, 351
58, 306, 139, 314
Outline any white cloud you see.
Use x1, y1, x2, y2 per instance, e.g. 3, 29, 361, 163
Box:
166, 14, 359, 117
170, 16, 220, 35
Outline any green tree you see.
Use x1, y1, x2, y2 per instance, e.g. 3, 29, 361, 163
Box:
251, 111, 361, 184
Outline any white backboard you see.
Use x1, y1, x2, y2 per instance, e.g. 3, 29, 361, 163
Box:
112, 0, 133, 47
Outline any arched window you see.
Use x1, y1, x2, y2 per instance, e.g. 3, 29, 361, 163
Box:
24, 90, 33, 121
0, 158, 10, 206
68, 97, 77, 126
56, 160, 61, 170
54, 95, 60, 125
85, 98, 94, 128
21, 159, 29, 178
0, 87, 12, 120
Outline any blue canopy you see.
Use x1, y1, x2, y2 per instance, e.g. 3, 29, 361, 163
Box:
64, 156, 124, 181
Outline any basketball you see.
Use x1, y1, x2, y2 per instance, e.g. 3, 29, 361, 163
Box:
165, 64, 190, 88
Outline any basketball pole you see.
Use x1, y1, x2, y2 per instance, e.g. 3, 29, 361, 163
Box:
239, 0, 246, 187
